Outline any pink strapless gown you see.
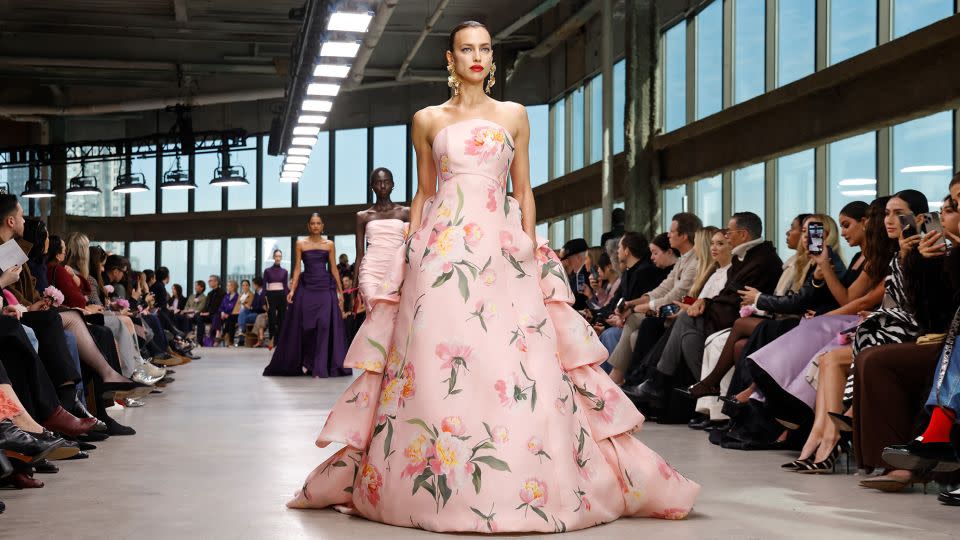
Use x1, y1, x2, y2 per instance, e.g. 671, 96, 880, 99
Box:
287, 119, 699, 532
358, 219, 407, 311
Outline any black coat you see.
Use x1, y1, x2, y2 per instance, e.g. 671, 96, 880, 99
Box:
706, 241, 783, 331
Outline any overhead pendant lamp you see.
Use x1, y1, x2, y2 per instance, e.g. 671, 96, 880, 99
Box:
160, 152, 196, 190
21, 164, 55, 199
65, 159, 102, 196
210, 140, 249, 187
113, 146, 149, 193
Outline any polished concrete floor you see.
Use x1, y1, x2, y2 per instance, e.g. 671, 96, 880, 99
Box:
3, 348, 957, 539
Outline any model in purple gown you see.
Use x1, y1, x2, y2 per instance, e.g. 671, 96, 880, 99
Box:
263, 248, 350, 377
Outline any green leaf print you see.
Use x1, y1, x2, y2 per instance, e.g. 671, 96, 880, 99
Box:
406, 418, 437, 437
455, 266, 470, 303
366, 338, 387, 359
412, 469, 433, 495
432, 270, 454, 288
455, 185, 465, 223
383, 419, 394, 460
437, 475, 453, 507
473, 455, 512, 472
531, 506, 548, 522
471, 465, 482, 494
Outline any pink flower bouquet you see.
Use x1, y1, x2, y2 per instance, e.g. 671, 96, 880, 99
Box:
43, 286, 64, 307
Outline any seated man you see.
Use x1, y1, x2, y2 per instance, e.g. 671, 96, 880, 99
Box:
195, 275, 226, 345
627, 212, 783, 405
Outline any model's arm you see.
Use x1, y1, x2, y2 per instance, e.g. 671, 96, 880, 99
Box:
509, 104, 536, 243
409, 109, 438, 239
354, 212, 367, 282
287, 241, 303, 303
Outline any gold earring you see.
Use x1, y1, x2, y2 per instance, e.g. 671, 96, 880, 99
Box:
447, 62, 460, 97
485, 62, 497, 94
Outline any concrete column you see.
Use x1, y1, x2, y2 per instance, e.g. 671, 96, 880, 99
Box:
47, 118, 67, 234
600, 0, 613, 232
623, 0, 659, 239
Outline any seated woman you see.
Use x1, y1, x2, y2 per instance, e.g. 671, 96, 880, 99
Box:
777, 191, 955, 473
211, 279, 240, 346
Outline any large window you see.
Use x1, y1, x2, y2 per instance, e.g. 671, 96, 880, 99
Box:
299, 132, 330, 207
734, 164, 765, 225
261, 136, 292, 208
226, 238, 256, 284
373, 125, 408, 202
66, 154, 124, 217
695, 175, 723, 229
734, 0, 765, 104
161, 153, 189, 213
829, 0, 877, 65
828, 133, 876, 223
160, 240, 188, 290
570, 213, 584, 240
570, 88, 585, 171
696, 0, 723, 120
777, 0, 815, 87
528, 104, 549, 187
892, 112, 954, 209
588, 76, 603, 164
590, 208, 602, 246
193, 239, 221, 283
663, 185, 686, 231
335, 128, 368, 204
334, 234, 356, 268
128, 154, 156, 215
550, 220, 566, 246
664, 23, 687, 131
613, 59, 626, 154
551, 99, 566, 178
227, 148, 257, 210
261, 237, 292, 276
777, 150, 816, 257
194, 151, 222, 212
893, 0, 954, 38
536, 222, 549, 241
128, 241, 155, 271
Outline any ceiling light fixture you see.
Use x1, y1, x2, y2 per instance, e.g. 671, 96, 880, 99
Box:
837, 178, 877, 186
293, 125, 321, 136
900, 165, 952, 174
280, 171, 302, 182
313, 63, 351, 78
301, 99, 333, 112
840, 189, 877, 197
288, 147, 311, 156
284, 163, 306, 172
298, 114, 327, 125
291, 136, 318, 146
113, 148, 149, 193
159, 153, 196, 190
320, 41, 360, 58
21, 164, 55, 198
210, 140, 250, 187
286, 156, 310, 164
306, 83, 341, 97
65, 160, 102, 196
327, 12, 373, 32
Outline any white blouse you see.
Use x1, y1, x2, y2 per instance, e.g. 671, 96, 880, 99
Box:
698, 264, 732, 300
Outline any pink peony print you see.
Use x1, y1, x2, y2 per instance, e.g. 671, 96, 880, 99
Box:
378, 377, 403, 419
486, 186, 498, 213
658, 459, 683, 482
480, 267, 497, 286
441, 416, 466, 436
597, 386, 621, 423
581, 496, 592, 512
494, 372, 522, 408
651, 508, 690, 520
428, 432, 475, 490
573, 443, 593, 481
400, 363, 416, 403
519, 478, 548, 507
346, 430, 364, 448
385, 345, 402, 377
526, 436, 543, 454
464, 126, 507, 163
355, 391, 370, 408
491, 425, 509, 445
435, 341, 474, 369
463, 223, 484, 247
438, 154, 454, 181
499, 231, 519, 254
401, 433, 431, 478
358, 462, 383, 507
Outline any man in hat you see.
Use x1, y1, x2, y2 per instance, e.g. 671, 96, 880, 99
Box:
561, 238, 590, 311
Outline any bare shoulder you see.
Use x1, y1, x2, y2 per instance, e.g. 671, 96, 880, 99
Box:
413, 106, 443, 130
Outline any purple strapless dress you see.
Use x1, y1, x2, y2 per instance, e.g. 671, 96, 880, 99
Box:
263, 249, 350, 377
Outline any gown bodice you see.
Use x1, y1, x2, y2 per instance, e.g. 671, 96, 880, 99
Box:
299, 249, 335, 291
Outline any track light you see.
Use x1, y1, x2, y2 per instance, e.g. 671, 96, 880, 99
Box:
313, 64, 351, 78
301, 100, 333, 113
298, 115, 327, 125
292, 136, 318, 146
22, 165, 55, 198
327, 12, 373, 33
288, 147, 311, 156
306, 83, 340, 97
286, 156, 310, 164
320, 41, 360, 58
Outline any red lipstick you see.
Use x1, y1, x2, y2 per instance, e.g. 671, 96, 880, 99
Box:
470, 65, 484, 72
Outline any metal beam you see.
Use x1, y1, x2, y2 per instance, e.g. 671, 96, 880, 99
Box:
493, 0, 561, 42
505, 0, 601, 82
655, 14, 960, 184
345, 0, 399, 90
396, 0, 451, 81
0, 88, 282, 118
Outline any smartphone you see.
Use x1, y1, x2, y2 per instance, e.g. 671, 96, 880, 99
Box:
615, 298, 626, 313
807, 221, 825, 255
898, 213, 919, 238
576, 271, 586, 292
920, 212, 950, 249
658, 304, 680, 318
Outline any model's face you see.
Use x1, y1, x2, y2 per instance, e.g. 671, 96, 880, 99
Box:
839, 214, 866, 247
371, 172, 394, 197
885, 197, 912, 239
308, 216, 323, 235
446, 27, 493, 85
273, 252, 282, 264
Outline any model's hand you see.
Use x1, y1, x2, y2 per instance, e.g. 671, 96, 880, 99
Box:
287, 291, 294, 304
2, 305, 21, 319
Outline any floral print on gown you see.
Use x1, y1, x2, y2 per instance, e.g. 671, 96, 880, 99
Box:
286, 119, 700, 533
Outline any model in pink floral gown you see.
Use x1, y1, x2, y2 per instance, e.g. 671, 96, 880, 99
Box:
286, 118, 700, 532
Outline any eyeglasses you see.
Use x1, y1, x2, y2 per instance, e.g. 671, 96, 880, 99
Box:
724, 228, 745, 238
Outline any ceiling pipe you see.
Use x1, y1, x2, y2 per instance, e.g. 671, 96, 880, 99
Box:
344, 0, 399, 90
493, 0, 561, 42
0, 88, 284, 118
343, 75, 447, 92
0, 57, 279, 75
396, 0, 450, 81
505, 0, 601, 82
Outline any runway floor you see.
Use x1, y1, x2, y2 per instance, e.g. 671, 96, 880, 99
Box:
3, 348, 957, 539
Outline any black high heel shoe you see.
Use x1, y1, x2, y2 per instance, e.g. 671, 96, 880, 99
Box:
796, 436, 853, 474
676, 381, 721, 399
781, 457, 813, 471
828, 411, 853, 432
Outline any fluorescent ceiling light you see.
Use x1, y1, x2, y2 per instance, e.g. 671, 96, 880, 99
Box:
292, 136, 318, 146
900, 165, 952, 173
286, 156, 310, 164
320, 41, 360, 58
838, 178, 877, 186
284, 163, 306, 172
840, 189, 877, 197
307, 83, 340, 97
280, 175, 300, 183
288, 147, 311, 156
301, 99, 333, 112
327, 12, 373, 33
314, 64, 351, 78
293, 125, 321, 136
281, 170, 302, 178
298, 114, 327, 125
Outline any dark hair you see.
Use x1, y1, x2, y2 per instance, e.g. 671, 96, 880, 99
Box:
732, 211, 763, 239
793, 213, 813, 228
209, 274, 221, 284
47, 234, 65, 264
950, 170, 960, 188
155, 266, 169, 282
369, 167, 394, 184
598, 251, 613, 270
273, 249, 282, 257
309, 213, 323, 222
0, 193, 18, 222
619, 231, 650, 261
252, 277, 263, 287
144, 269, 155, 283
862, 196, 895, 281
241, 279, 250, 287
89, 245, 107, 303
893, 189, 929, 216
611, 208, 626, 226
104, 254, 126, 274
651, 232, 672, 254
23, 218, 48, 263
448, 20, 490, 52
839, 201, 869, 221
195, 280, 206, 291
171, 283, 184, 300
671, 212, 703, 243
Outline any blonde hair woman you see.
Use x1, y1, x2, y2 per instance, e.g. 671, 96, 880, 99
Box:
791, 214, 843, 291
688, 226, 721, 299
